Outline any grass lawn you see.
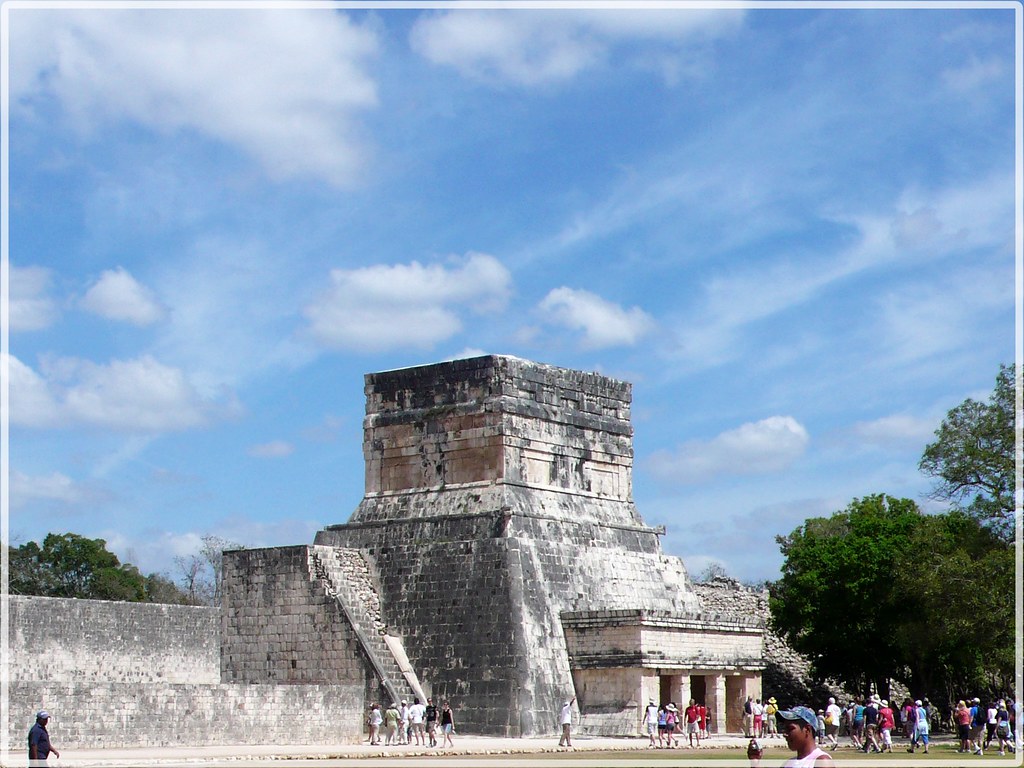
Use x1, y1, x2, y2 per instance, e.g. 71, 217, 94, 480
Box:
444, 741, 1019, 764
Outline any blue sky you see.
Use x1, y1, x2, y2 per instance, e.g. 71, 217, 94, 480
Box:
4, 4, 1018, 584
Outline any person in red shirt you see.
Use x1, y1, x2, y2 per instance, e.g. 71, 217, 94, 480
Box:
698, 702, 708, 739
877, 700, 895, 753
685, 699, 702, 748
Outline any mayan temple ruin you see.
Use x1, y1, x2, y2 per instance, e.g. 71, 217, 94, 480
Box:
222, 355, 764, 737
7, 355, 765, 747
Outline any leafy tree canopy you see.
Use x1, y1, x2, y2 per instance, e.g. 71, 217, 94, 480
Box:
8, 532, 193, 604
919, 364, 1017, 541
770, 495, 1013, 708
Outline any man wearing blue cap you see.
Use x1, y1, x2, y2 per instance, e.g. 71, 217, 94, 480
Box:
748, 705, 834, 767
28, 710, 60, 766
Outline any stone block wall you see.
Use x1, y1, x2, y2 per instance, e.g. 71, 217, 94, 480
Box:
5, 595, 365, 749
8, 595, 219, 685
220, 545, 373, 687
361, 356, 635, 504
7, 681, 364, 749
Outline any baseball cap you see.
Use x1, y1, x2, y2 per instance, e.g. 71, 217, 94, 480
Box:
36, 710, 49, 720
777, 706, 818, 730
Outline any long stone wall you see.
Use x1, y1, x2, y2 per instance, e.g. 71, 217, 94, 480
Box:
9, 594, 219, 685
5, 595, 365, 750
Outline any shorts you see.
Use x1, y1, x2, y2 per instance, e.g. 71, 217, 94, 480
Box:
444, 724, 453, 735
688, 722, 699, 734
647, 723, 656, 735
958, 724, 970, 740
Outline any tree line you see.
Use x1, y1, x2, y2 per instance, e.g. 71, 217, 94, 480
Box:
769, 365, 1016, 714
7, 532, 239, 606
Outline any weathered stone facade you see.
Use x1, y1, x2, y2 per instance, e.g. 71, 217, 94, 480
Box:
222, 355, 765, 737
6, 355, 768, 750
5, 595, 364, 749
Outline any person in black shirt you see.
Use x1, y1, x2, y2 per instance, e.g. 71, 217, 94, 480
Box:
425, 697, 438, 747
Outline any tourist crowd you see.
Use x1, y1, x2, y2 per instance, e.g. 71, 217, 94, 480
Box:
745, 693, 1019, 757
365, 697, 455, 749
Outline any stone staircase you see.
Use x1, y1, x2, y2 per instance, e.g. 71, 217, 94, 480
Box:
309, 545, 425, 705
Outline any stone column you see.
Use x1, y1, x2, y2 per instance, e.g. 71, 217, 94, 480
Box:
675, 674, 691, 708
707, 674, 726, 735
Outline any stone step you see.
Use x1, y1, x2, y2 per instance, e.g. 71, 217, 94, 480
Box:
309, 545, 424, 706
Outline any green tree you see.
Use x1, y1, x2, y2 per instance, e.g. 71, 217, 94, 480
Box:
771, 496, 1014, 708
919, 364, 1016, 541
6, 532, 192, 604
770, 494, 921, 697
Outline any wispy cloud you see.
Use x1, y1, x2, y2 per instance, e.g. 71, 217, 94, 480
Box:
538, 287, 654, 349
80, 267, 165, 325
11, 9, 379, 185
247, 440, 294, 459
6, 352, 236, 432
303, 253, 512, 352
849, 413, 937, 451
648, 415, 810, 484
410, 9, 743, 86
9, 265, 59, 332
9, 469, 97, 509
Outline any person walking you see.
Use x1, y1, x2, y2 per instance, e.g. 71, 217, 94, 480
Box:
28, 711, 59, 767
440, 700, 455, 749
685, 699, 701, 748
425, 697, 438, 747
908, 699, 930, 753
878, 699, 895, 752
384, 703, 400, 746
823, 697, 841, 749
408, 697, 426, 746
995, 700, 1013, 755
643, 699, 659, 747
367, 703, 382, 745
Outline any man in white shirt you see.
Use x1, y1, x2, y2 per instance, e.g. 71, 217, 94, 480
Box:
643, 699, 659, 747
559, 696, 577, 748
408, 697, 426, 746
824, 697, 842, 749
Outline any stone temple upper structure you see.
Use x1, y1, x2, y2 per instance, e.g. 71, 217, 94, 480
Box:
222, 355, 763, 737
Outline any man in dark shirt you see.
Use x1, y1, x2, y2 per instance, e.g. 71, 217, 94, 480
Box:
862, 699, 881, 753
424, 697, 438, 747
28, 710, 59, 766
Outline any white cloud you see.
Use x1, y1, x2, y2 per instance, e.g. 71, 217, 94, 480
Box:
648, 416, 810, 484
410, 9, 742, 86
9, 469, 92, 509
6, 352, 233, 432
80, 267, 164, 325
248, 440, 294, 458
667, 173, 1014, 372
304, 252, 512, 352
9, 265, 59, 332
12, 9, 379, 185
539, 287, 654, 349
850, 413, 937, 450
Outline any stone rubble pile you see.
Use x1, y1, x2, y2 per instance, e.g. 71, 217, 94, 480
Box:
694, 576, 851, 708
